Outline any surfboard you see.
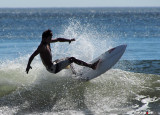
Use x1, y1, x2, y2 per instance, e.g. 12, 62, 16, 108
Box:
71, 45, 127, 81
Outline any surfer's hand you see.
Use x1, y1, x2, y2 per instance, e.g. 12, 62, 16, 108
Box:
26, 65, 32, 74
69, 38, 75, 44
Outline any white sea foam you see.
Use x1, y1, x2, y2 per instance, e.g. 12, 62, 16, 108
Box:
0, 19, 160, 115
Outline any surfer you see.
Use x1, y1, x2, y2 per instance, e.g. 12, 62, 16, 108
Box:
26, 29, 99, 74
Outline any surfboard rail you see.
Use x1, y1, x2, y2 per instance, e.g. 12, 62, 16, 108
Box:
74, 44, 127, 81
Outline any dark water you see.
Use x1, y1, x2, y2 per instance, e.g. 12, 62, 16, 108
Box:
0, 8, 160, 114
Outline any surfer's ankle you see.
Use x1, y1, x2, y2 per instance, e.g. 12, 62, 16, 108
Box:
91, 60, 100, 70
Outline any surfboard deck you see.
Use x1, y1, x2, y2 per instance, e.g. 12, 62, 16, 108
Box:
72, 45, 127, 81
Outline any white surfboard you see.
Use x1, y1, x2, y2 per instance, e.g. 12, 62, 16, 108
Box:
71, 45, 127, 81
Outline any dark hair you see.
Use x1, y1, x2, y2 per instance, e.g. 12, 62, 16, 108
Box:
42, 29, 52, 39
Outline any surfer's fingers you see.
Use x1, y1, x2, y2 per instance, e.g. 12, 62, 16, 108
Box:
25, 68, 28, 73
71, 38, 75, 41
69, 39, 75, 44
29, 65, 32, 69
26, 66, 32, 74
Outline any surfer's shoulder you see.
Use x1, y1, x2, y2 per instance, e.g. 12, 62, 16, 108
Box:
36, 43, 44, 51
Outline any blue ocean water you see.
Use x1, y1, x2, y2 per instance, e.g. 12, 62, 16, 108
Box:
0, 8, 160, 114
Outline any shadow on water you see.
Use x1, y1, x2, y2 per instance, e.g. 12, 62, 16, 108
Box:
0, 75, 94, 115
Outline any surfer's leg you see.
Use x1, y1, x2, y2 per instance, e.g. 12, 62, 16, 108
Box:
69, 57, 91, 67
68, 57, 99, 70
54, 57, 72, 73
54, 57, 99, 73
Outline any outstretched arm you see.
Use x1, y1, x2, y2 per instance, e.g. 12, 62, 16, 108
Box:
51, 38, 75, 44
26, 47, 40, 74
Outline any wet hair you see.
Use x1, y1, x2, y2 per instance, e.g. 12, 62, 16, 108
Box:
42, 29, 52, 40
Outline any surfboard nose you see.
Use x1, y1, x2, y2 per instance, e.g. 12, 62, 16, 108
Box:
108, 44, 127, 56
107, 44, 127, 54
119, 44, 127, 54
118, 44, 127, 50
122, 44, 127, 50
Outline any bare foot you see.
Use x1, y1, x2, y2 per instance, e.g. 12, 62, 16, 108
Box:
91, 59, 100, 70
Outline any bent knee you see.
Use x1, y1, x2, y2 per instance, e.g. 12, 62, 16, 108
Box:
68, 57, 76, 62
